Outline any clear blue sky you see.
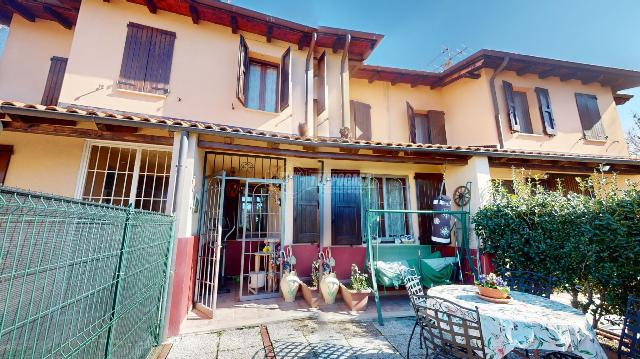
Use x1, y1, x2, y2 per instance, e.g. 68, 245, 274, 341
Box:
234, 0, 640, 132
1, 1, 639, 130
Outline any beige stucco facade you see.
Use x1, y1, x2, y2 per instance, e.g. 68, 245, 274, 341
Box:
0, 16, 74, 104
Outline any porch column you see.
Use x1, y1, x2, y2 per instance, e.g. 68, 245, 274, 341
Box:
443, 156, 492, 249
163, 131, 200, 339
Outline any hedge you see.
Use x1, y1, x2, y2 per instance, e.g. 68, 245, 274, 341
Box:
473, 171, 640, 328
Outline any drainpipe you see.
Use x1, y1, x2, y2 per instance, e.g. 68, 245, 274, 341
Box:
162, 130, 189, 340
304, 32, 317, 137
489, 57, 510, 149
340, 34, 351, 138
318, 160, 325, 249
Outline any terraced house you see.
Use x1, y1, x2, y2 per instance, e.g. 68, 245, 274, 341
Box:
0, 0, 639, 338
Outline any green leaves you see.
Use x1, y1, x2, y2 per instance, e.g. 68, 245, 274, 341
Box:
474, 171, 640, 328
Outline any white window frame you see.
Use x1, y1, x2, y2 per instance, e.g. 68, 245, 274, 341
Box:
75, 140, 172, 210
361, 174, 413, 243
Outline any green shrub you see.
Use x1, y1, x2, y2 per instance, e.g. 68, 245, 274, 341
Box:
474, 170, 640, 328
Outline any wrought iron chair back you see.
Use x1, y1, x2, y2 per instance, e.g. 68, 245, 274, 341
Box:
402, 268, 426, 311
618, 296, 640, 359
422, 295, 486, 359
502, 270, 554, 298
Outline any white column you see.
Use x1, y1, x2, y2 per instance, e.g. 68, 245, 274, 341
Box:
444, 156, 492, 249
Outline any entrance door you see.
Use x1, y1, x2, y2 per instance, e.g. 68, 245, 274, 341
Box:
195, 172, 226, 317
239, 179, 285, 301
331, 170, 362, 245
414, 173, 444, 244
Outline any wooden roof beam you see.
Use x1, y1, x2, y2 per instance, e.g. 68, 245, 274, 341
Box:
297, 34, 307, 50
367, 71, 378, 84
144, 0, 157, 14
42, 5, 72, 30
516, 65, 535, 76
390, 75, 404, 86
559, 72, 579, 82
230, 15, 238, 34
538, 67, 560, 79
580, 74, 603, 85
4, 0, 35, 22
188, 4, 199, 24
266, 24, 273, 42
332, 36, 344, 54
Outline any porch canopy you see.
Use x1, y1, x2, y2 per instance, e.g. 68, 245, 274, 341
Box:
1, 101, 640, 174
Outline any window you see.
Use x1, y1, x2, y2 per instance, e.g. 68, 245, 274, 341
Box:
575, 93, 606, 140
512, 91, 534, 134
41, 56, 67, 106
0, 145, 13, 185
350, 100, 372, 140
236, 35, 291, 112
363, 176, 410, 242
407, 103, 447, 144
80, 143, 172, 212
316, 51, 327, 115
246, 60, 279, 112
117, 23, 176, 95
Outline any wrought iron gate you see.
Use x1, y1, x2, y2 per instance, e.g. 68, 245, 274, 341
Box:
194, 172, 226, 317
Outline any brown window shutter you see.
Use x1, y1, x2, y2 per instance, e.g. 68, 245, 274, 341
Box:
143, 28, 176, 95
576, 93, 606, 140
316, 51, 327, 114
351, 100, 372, 140
293, 167, 320, 244
236, 35, 249, 105
118, 23, 153, 93
535, 87, 557, 135
427, 110, 447, 145
406, 102, 416, 143
0, 145, 13, 185
41, 56, 68, 106
331, 170, 362, 245
279, 47, 291, 112
503, 80, 520, 132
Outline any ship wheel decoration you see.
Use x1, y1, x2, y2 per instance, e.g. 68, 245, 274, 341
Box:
453, 185, 471, 207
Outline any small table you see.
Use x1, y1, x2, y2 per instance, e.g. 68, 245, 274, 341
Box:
427, 285, 606, 359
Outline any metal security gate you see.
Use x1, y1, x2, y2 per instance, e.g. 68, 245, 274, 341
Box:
0, 187, 174, 359
238, 179, 285, 301
194, 172, 226, 316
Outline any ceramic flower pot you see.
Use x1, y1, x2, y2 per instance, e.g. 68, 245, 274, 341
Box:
340, 284, 371, 312
477, 285, 509, 299
300, 282, 321, 308
280, 271, 300, 302
319, 272, 340, 304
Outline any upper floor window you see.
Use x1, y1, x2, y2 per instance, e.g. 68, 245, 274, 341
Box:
350, 100, 372, 140
236, 35, 291, 112
406, 103, 447, 145
117, 23, 176, 96
503, 81, 557, 136
575, 93, 606, 141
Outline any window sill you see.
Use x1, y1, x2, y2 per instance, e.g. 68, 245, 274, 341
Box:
512, 132, 547, 138
239, 105, 279, 115
114, 87, 168, 100
582, 138, 607, 145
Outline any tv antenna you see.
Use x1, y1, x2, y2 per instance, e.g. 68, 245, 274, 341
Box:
428, 46, 470, 72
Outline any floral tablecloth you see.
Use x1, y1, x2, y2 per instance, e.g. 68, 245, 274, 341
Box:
427, 285, 606, 359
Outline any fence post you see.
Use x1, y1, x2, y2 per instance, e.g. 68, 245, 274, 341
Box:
103, 206, 134, 358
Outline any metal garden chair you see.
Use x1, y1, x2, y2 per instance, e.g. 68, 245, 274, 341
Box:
542, 353, 582, 358
401, 268, 429, 359
422, 295, 486, 359
618, 296, 640, 359
502, 270, 555, 298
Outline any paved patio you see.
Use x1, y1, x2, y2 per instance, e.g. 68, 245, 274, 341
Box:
168, 317, 424, 358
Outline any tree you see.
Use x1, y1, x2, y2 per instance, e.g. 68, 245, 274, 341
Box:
627, 112, 640, 156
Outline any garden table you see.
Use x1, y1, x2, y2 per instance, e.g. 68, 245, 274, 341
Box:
427, 285, 606, 359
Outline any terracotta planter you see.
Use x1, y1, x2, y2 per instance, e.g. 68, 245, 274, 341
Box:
340, 284, 370, 312
300, 283, 321, 308
477, 285, 509, 299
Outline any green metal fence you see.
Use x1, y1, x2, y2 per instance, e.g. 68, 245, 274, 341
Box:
0, 187, 174, 358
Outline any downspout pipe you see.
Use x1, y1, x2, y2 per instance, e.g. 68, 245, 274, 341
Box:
304, 32, 317, 136
489, 57, 510, 149
162, 130, 189, 340
340, 34, 351, 133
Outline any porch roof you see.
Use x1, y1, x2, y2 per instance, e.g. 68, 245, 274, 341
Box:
1, 100, 640, 174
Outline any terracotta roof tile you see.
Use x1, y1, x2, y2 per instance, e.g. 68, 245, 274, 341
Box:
0, 100, 639, 165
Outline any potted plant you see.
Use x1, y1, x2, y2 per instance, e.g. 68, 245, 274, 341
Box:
340, 264, 371, 311
475, 273, 510, 299
300, 257, 322, 308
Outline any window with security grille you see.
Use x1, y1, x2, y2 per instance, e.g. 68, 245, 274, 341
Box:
80, 143, 172, 212
362, 176, 411, 242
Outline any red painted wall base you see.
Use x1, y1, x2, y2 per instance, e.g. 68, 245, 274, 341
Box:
166, 236, 198, 338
